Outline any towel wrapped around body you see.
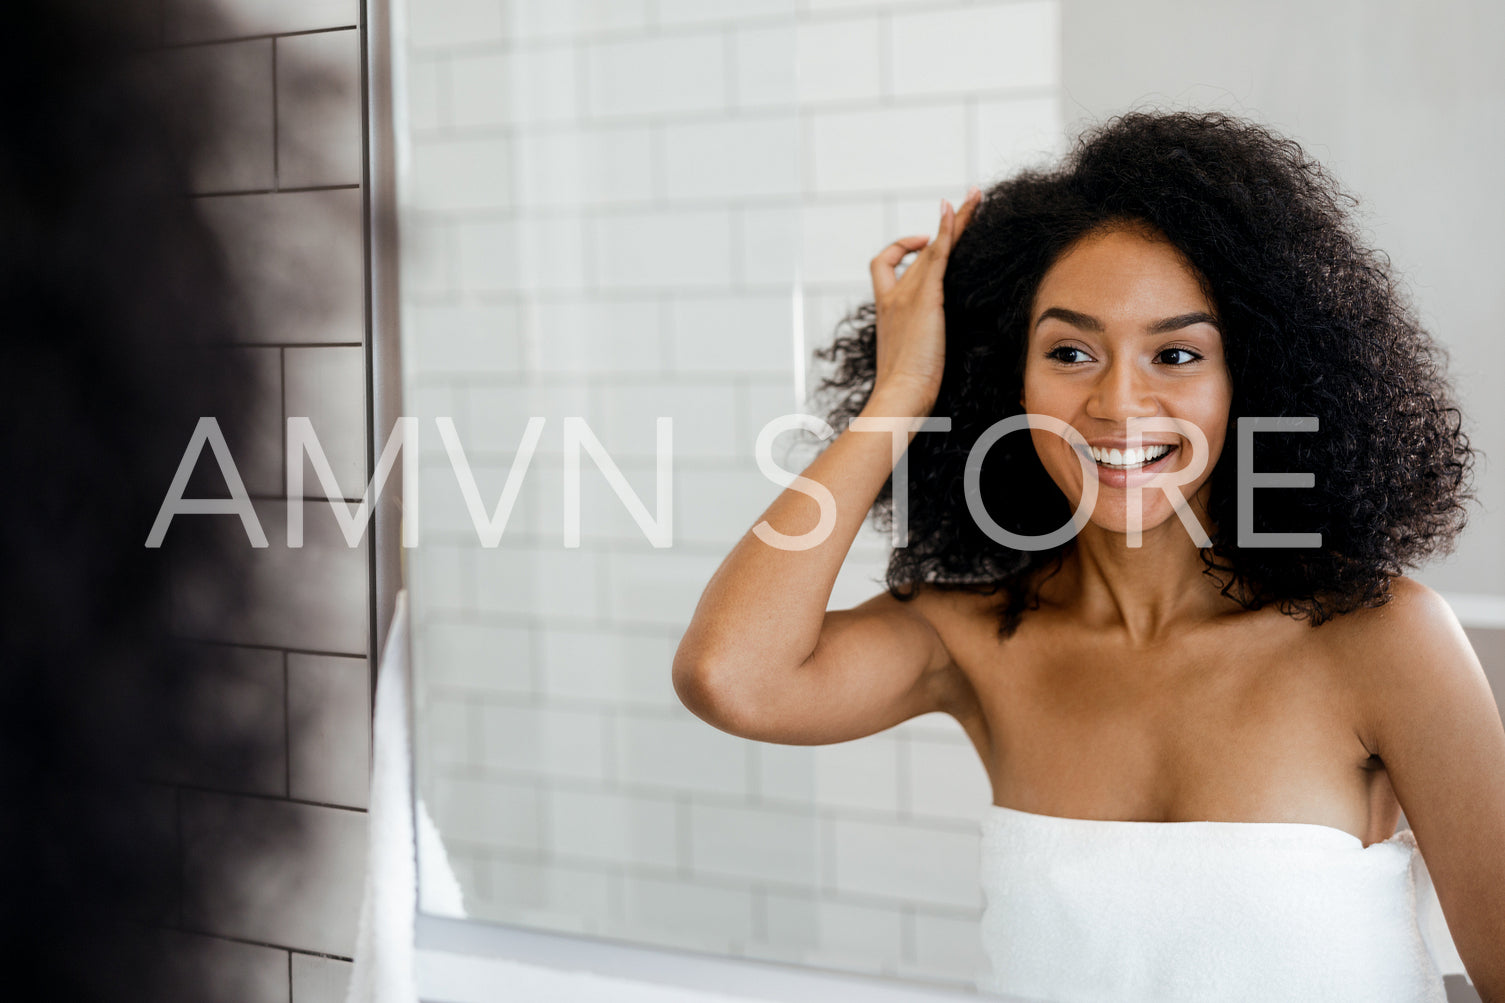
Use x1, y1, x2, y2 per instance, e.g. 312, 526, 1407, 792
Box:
977, 803, 1451, 1002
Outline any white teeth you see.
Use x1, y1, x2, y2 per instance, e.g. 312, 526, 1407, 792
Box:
1089, 444, 1172, 467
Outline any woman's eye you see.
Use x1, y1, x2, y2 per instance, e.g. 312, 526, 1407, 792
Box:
1157, 347, 1202, 365
1046, 346, 1090, 364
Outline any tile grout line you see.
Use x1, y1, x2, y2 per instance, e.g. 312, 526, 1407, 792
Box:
284, 651, 293, 799
271, 36, 280, 191
156, 24, 359, 50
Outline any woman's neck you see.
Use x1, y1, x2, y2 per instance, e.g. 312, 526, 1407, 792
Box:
1041, 514, 1234, 648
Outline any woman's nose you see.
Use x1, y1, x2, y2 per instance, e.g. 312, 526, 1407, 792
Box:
1087, 357, 1157, 421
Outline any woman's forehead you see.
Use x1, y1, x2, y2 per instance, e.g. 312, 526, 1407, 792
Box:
1031, 228, 1218, 328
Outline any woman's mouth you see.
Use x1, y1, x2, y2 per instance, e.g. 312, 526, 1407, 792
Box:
1089, 443, 1175, 469
1079, 442, 1180, 488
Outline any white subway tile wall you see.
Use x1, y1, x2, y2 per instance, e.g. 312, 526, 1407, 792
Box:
180, 790, 368, 957
290, 954, 357, 1003
199, 188, 367, 343
288, 653, 373, 808
165, 0, 359, 42
169, 39, 276, 193
753, 892, 905, 973
215, 501, 370, 653
285, 345, 369, 502
551, 785, 683, 868
276, 30, 364, 188
402, 0, 1062, 990
222, 347, 286, 497
163, 3, 368, 1000
168, 645, 288, 798
404, 0, 507, 49
158, 930, 291, 1003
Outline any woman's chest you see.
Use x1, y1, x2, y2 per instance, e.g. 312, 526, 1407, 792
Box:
937, 604, 1388, 834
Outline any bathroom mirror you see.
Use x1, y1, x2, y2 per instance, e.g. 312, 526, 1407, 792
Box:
393, 0, 1504, 995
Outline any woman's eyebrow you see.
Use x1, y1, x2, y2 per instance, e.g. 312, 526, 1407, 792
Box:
1034, 306, 1221, 333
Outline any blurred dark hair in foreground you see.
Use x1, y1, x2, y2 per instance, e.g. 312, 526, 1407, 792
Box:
0, 0, 303, 999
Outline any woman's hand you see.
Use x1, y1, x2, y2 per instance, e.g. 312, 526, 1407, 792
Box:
867, 185, 982, 414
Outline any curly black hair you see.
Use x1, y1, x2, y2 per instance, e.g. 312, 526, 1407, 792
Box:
810, 110, 1476, 639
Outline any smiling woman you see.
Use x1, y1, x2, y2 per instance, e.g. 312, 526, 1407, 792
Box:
811, 112, 1479, 639
1021, 224, 1233, 532
674, 111, 1505, 1000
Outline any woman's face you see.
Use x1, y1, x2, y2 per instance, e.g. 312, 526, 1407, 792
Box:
1020, 224, 1233, 539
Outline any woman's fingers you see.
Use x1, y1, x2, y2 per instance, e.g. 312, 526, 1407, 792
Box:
870, 187, 982, 297
928, 187, 982, 262
928, 198, 957, 261
864, 189, 978, 407
870, 234, 932, 297
954, 185, 982, 236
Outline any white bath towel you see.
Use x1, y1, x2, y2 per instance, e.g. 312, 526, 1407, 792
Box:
344, 589, 467, 1003
976, 803, 1453, 1002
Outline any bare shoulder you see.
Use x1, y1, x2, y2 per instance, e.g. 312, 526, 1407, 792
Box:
1355, 574, 1454, 626
896, 579, 996, 625
1325, 575, 1487, 748
1328, 575, 1469, 671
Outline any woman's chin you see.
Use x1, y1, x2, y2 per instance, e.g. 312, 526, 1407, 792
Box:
1079, 507, 1187, 542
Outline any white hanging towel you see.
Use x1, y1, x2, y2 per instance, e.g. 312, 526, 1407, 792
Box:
344, 589, 467, 1003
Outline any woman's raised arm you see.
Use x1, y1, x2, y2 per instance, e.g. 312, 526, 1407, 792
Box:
673, 188, 981, 745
